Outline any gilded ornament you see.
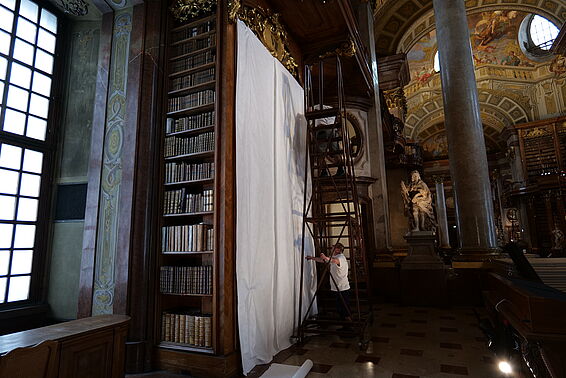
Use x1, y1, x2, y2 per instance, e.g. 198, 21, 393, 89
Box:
523, 127, 550, 138
228, 0, 240, 22
319, 40, 356, 60
228, 3, 298, 77
384, 87, 408, 116
170, 0, 216, 23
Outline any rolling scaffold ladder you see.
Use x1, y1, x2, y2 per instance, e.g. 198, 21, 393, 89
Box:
297, 56, 372, 347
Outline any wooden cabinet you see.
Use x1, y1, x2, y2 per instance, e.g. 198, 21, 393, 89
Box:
0, 315, 129, 378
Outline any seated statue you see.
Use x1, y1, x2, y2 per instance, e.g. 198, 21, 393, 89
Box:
401, 170, 436, 232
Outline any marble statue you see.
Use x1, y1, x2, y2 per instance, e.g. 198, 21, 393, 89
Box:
401, 171, 436, 232
551, 228, 565, 252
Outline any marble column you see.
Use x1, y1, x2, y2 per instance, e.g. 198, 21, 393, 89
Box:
433, 0, 497, 253
433, 176, 451, 249
357, 1, 392, 251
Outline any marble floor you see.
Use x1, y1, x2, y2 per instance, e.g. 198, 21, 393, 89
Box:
247, 304, 506, 378
129, 304, 509, 378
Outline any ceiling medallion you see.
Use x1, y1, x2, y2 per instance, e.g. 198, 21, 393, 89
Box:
57, 0, 89, 16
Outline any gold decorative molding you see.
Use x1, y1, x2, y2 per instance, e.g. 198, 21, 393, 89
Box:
522, 127, 550, 138
318, 40, 356, 60
228, 1, 298, 78
170, 0, 216, 23
384, 87, 408, 116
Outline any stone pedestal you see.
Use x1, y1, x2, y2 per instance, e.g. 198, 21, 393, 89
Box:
400, 231, 447, 306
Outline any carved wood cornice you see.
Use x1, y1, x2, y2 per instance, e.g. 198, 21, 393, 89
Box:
227, 0, 298, 78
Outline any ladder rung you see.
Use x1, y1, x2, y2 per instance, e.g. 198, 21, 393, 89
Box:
305, 108, 341, 120
306, 216, 351, 223
313, 136, 343, 143
311, 150, 344, 157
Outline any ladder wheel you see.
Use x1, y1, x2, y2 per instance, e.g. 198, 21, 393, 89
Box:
358, 339, 369, 351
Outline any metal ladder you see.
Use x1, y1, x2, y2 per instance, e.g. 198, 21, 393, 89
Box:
297, 56, 371, 347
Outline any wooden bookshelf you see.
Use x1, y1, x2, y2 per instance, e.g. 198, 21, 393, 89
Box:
157, 5, 218, 364
153, 3, 237, 377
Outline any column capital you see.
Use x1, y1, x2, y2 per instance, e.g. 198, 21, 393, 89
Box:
432, 175, 446, 184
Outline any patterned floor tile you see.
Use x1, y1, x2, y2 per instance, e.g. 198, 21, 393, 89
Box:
400, 348, 424, 356
440, 364, 469, 375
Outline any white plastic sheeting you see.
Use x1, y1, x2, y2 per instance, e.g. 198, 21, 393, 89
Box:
235, 21, 317, 375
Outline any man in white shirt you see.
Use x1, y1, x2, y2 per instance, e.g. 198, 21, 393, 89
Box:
306, 242, 351, 321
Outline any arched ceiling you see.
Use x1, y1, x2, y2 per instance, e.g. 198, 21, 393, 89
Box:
373, 0, 566, 55
405, 88, 531, 148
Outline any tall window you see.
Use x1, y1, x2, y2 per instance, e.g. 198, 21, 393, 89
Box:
0, 0, 58, 305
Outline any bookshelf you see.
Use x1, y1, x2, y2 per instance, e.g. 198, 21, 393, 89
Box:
156, 9, 219, 358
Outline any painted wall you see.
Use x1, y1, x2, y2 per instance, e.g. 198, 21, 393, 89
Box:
48, 21, 101, 321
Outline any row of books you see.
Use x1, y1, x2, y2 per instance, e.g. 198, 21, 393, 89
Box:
171, 67, 215, 92
168, 89, 215, 113
165, 110, 215, 134
165, 161, 214, 184
160, 265, 212, 295
162, 224, 213, 252
171, 19, 215, 43
170, 49, 216, 74
164, 132, 215, 158
162, 312, 212, 348
163, 188, 214, 215
171, 34, 216, 58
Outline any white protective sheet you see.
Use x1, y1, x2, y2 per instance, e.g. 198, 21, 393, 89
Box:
236, 21, 316, 375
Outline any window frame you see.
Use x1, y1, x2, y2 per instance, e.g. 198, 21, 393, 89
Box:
0, 0, 67, 312
518, 13, 559, 61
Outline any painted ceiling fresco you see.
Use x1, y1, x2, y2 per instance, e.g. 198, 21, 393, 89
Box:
407, 10, 537, 85
421, 129, 497, 161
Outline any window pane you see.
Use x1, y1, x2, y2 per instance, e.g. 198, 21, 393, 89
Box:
7, 275, 30, 301
0, 82, 3, 105
0, 30, 10, 55
0, 169, 19, 194
22, 149, 42, 173
4, 108, 26, 135
31, 71, 50, 96
11, 249, 32, 274
0, 6, 14, 32
13, 224, 34, 248
0, 0, 15, 10
0, 250, 9, 275
0, 144, 22, 169
37, 29, 55, 53
0, 56, 6, 80
29, 93, 48, 118
34, 49, 53, 74
40, 9, 56, 34
0, 277, 6, 303
13, 38, 34, 65
16, 17, 36, 44
26, 116, 46, 140
530, 15, 559, 50
16, 197, 37, 221
19, 0, 37, 22
0, 194, 16, 220
0, 224, 13, 248
7, 85, 29, 112
19, 173, 40, 197
9, 62, 32, 89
